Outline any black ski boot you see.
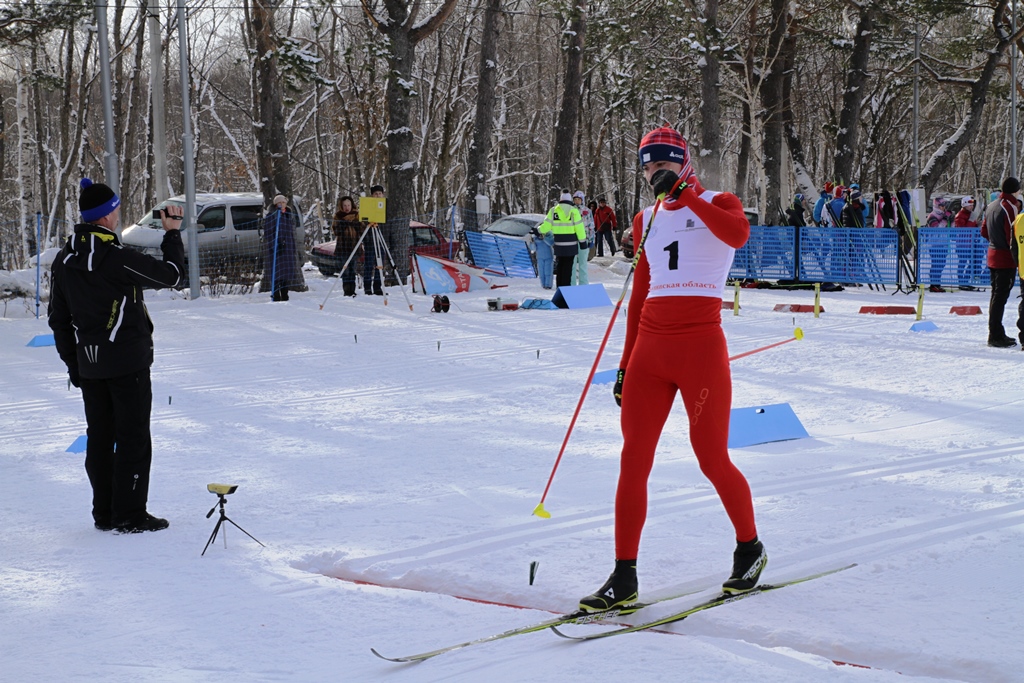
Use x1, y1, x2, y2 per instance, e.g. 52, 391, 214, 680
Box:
722, 538, 767, 594
579, 560, 638, 613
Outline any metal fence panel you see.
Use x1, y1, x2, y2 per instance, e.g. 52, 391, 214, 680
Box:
729, 225, 797, 280
797, 227, 899, 285
917, 228, 990, 287
463, 231, 536, 278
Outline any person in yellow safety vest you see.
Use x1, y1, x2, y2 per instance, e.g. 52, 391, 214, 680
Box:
537, 192, 588, 288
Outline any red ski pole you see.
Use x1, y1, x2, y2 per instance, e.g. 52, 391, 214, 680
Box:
533, 196, 665, 519
728, 327, 804, 362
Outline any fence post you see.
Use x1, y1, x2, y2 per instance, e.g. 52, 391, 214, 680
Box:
814, 282, 821, 318
916, 284, 924, 320
733, 280, 740, 316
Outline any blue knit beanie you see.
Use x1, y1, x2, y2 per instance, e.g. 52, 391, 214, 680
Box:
79, 178, 120, 223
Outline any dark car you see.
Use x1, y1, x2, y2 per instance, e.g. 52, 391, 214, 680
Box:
309, 220, 457, 277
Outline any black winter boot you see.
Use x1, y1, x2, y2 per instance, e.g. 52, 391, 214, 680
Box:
579, 559, 639, 613
114, 512, 170, 534
722, 538, 767, 594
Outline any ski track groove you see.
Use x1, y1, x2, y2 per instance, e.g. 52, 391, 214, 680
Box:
339, 441, 1024, 573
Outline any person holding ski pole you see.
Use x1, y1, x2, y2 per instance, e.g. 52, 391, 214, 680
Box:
579, 126, 765, 613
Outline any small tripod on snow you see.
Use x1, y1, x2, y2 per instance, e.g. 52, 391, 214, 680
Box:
201, 484, 264, 556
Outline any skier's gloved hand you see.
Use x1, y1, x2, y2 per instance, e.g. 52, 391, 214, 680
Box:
613, 368, 625, 407
68, 367, 80, 389
649, 169, 688, 200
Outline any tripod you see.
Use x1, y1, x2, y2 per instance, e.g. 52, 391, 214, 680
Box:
319, 220, 414, 311
201, 493, 264, 556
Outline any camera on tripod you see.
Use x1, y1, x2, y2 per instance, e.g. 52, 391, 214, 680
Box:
202, 483, 263, 556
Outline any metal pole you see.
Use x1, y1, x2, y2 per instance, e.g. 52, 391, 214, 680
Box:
912, 22, 920, 185
1013, 0, 1019, 173
94, 0, 120, 189
148, 0, 168, 202
177, 1, 200, 298
35, 212, 41, 319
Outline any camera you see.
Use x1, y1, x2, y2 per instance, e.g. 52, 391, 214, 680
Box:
153, 208, 183, 221
207, 483, 238, 495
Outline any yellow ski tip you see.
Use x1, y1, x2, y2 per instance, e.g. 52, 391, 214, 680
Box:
532, 503, 551, 519
794, 327, 804, 340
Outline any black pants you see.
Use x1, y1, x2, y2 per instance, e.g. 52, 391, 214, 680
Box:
272, 279, 290, 301
79, 369, 154, 523
988, 268, 1023, 341
555, 256, 575, 288
597, 230, 617, 256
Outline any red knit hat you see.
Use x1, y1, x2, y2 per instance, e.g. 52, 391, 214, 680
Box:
638, 126, 697, 186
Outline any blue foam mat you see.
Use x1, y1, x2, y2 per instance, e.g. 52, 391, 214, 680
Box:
551, 284, 612, 309
910, 320, 938, 332
728, 403, 809, 449
591, 369, 618, 385
66, 435, 88, 453
27, 334, 56, 347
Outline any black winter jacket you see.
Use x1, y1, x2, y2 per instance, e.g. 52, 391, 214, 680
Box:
48, 223, 185, 380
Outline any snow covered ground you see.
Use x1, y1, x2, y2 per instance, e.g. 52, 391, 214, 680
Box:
2, 258, 1022, 682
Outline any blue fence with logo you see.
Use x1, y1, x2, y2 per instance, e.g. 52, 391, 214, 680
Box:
464, 230, 537, 278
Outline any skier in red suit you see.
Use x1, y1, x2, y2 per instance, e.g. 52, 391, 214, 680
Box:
579, 127, 766, 613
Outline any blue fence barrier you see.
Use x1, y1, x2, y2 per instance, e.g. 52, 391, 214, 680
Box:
730, 226, 797, 281
917, 228, 990, 288
796, 227, 900, 285
463, 231, 537, 278
729, 226, 994, 288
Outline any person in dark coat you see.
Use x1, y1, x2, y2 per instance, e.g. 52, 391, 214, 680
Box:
263, 194, 299, 301
332, 196, 361, 297
981, 177, 1022, 347
786, 194, 806, 227
48, 179, 184, 533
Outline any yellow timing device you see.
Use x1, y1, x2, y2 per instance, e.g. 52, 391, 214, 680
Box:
358, 198, 386, 224
207, 483, 238, 495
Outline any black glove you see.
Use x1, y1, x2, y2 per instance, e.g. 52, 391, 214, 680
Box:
613, 368, 625, 407
68, 367, 80, 388
650, 169, 687, 200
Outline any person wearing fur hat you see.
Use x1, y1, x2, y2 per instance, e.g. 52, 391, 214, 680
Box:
578, 126, 764, 614
925, 197, 952, 292
48, 179, 185, 533
536, 191, 587, 288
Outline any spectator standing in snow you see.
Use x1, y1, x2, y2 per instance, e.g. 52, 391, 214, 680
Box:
572, 191, 594, 285
48, 179, 184, 533
595, 196, 618, 256
530, 224, 555, 289
982, 177, 1023, 347
953, 196, 978, 290
332, 196, 361, 298
925, 197, 952, 292
875, 191, 896, 229
578, 126, 764, 615
841, 190, 866, 228
812, 182, 833, 226
537, 192, 587, 288
263, 194, 299, 301
786, 194, 806, 228
363, 185, 385, 295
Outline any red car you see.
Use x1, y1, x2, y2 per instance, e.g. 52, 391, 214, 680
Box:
309, 220, 458, 277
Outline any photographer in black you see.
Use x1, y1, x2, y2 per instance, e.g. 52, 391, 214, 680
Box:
48, 179, 185, 533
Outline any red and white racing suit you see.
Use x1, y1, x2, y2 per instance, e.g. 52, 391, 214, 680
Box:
615, 182, 756, 559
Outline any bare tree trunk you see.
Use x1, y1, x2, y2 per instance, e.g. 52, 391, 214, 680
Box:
699, 0, 722, 189
736, 100, 751, 201
832, 3, 874, 185
362, 0, 459, 276
251, 0, 292, 204
549, 0, 586, 201
464, 0, 502, 229
759, 0, 789, 224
